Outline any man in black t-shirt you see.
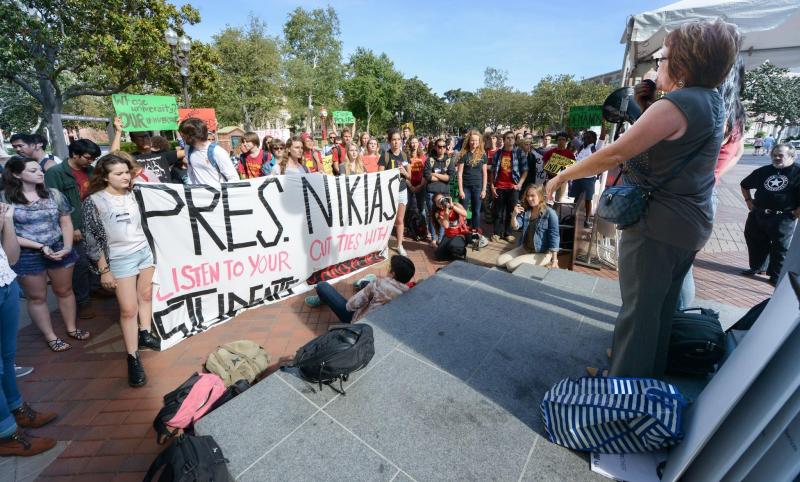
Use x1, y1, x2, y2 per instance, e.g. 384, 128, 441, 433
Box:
110, 117, 182, 182
740, 143, 800, 284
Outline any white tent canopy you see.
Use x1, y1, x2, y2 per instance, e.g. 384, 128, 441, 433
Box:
620, 0, 800, 85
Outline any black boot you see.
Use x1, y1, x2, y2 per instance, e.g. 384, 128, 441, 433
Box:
138, 329, 161, 351
127, 351, 147, 387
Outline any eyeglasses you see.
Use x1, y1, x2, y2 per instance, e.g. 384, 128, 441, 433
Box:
80, 154, 96, 162
436, 145, 446, 148
274, 147, 284, 151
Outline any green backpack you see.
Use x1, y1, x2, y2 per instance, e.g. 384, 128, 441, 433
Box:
205, 340, 270, 387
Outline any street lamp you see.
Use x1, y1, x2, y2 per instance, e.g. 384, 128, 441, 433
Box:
165, 27, 191, 108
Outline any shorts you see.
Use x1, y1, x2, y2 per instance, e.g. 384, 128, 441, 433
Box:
109, 246, 154, 279
397, 188, 408, 205
569, 177, 597, 201
12, 242, 78, 276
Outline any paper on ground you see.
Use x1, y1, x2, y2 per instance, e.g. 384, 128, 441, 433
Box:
591, 451, 667, 482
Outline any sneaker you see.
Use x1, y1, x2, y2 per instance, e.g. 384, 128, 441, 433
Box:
396, 245, 408, 256
353, 274, 377, 289
740, 268, 764, 276
138, 330, 161, 351
505, 235, 516, 243
127, 351, 147, 388
14, 365, 33, 378
77, 303, 96, 320
13, 402, 56, 428
0, 430, 56, 457
490, 234, 501, 243
305, 295, 322, 307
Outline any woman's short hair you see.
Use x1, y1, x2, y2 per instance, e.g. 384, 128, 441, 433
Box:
178, 118, 209, 145
665, 19, 740, 89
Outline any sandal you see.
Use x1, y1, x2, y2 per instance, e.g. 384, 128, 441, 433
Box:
46, 338, 72, 352
66, 329, 91, 341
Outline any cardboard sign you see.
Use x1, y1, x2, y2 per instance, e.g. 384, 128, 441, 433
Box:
179, 108, 218, 131
333, 111, 355, 124
543, 153, 576, 175
568, 105, 603, 128
135, 170, 400, 349
112, 94, 178, 132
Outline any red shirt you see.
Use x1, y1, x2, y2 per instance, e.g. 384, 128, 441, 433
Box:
494, 150, 515, 189
238, 149, 266, 179
486, 148, 497, 168
71, 167, 90, 200
409, 156, 426, 186
441, 208, 467, 238
362, 154, 380, 173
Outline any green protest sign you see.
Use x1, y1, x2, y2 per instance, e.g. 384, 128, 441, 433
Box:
568, 105, 603, 128
112, 94, 179, 132
332, 110, 355, 124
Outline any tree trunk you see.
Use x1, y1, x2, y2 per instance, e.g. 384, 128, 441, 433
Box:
242, 104, 252, 132
48, 107, 68, 161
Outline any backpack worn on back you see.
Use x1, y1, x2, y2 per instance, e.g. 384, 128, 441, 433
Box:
144, 434, 230, 482
205, 340, 270, 387
667, 307, 726, 376
153, 372, 226, 444
292, 324, 375, 394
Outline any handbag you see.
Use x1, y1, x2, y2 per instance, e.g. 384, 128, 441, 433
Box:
541, 377, 686, 453
597, 140, 708, 229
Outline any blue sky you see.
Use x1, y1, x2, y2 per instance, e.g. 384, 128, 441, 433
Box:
176, 0, 669, 95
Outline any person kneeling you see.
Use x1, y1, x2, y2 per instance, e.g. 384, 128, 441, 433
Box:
432, 194, 470, 261
305, 255, 415, 323
496, 184, 559, 271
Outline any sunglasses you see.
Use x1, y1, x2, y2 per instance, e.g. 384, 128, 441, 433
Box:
274, 147, 285, 150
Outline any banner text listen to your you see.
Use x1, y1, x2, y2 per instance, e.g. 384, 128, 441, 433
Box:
135, 170, 400, 349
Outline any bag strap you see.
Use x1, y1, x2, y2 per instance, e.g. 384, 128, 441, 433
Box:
143, 444, 172, 481
206, 142, 229, 182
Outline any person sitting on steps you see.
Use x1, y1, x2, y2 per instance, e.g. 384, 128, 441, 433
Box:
305, 255, 415, 323
496, 184, 560, 271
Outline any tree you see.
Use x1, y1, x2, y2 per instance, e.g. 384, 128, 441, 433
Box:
282, 6, 343, 132
342, 48, 402, 134
0, 82, 43, 134
0, 0, 217, 158
484, 67, 509, 90
529, 75, 614, 132
212, 16, 282, 130
743, 62, 800, 140
442, 89, 478, 134
395, 77, 445, 135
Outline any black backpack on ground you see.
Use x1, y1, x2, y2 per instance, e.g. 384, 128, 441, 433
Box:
292, 324, 375, 394
144, 434, 230, 482
667, 308, 726, 376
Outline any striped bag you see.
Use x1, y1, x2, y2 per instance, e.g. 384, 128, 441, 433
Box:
540, 377, 686, 453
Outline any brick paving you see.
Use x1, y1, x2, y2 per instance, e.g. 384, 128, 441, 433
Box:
11, 156, 776, 480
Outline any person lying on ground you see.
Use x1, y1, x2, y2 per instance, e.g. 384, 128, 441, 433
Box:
304, 255, 415, 324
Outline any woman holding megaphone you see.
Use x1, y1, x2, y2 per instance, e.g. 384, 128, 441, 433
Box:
546, 20, 740, 379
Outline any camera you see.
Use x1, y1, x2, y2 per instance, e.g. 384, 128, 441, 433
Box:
437, 196, 451, 208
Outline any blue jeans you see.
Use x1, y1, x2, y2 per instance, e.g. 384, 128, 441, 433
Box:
678, 187, 719, 309
462, 185, 482, 230
315, 282, 353, 324
426, 193, 445, 243
0, 281, 22, 438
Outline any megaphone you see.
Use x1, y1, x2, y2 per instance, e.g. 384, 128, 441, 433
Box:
602, 86, 642, 124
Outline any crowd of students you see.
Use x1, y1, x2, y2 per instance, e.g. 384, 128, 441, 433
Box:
0, 115, 604, 456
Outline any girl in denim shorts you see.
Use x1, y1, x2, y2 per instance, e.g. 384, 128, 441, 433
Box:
83, 152, 158, 387
0, 157, 88, 352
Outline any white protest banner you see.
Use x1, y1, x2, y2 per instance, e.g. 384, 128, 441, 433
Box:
134, 170, 400, 349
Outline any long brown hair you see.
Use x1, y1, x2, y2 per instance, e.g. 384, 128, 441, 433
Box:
87, 152, 134, 196
1, 156, 50, 204
521, 184, 547, 212
458, 130, 485, 167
